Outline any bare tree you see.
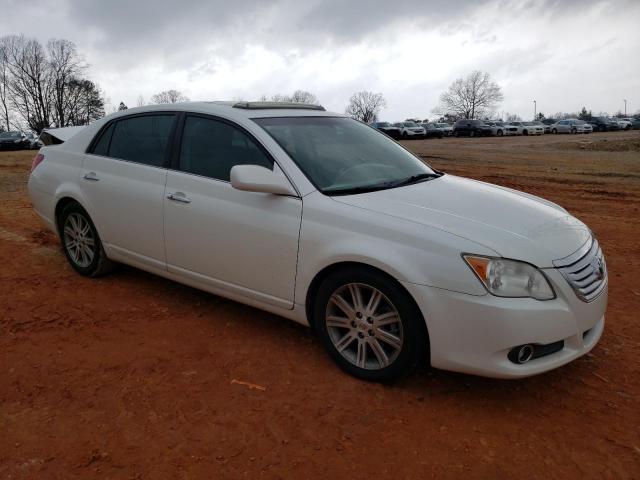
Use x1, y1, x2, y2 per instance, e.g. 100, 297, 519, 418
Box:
435, 70, 503, 120
0, 39, 11, 131
345, 91, 387, 123
136, 94, 145, 107
259, 90, 319, 104
48, 38, 85, 127
150, 89, 189, 104
289, 90, 318, 104
65, 78, 104, 125
3, 35, 54, 132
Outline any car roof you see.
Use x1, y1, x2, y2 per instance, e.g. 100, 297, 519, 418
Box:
102, 101, 342, 121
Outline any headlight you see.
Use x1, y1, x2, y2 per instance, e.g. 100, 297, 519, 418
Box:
463, 255, 555, 300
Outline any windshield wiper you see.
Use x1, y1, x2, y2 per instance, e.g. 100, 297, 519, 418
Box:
325, 172, 442, 196
387, 172, 442, 187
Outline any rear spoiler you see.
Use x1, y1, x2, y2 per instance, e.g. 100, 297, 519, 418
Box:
39, 126, 86, 145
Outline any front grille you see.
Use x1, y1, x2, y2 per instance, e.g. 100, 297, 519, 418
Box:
553, 236, 607, 302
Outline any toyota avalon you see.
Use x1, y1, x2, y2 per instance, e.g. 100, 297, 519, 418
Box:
28, 101, 607, 382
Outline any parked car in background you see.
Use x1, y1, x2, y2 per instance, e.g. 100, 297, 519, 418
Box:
452, 119, 493, 137
612, 118, 632, 130
533, 121, 550, 134
485, 121, 512, 136
551, 119, 593, 134
393, 121, 426, 139
372, 122, 402, 139
434, 123, 453, 136
28, 100, 607, 382
25, 132, 42, 150
586, 117, 620, 132
0, 131, 30, 150
520, 122, 544, 135
419, 123, 444, 139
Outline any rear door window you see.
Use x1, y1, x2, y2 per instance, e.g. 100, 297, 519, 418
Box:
102, 114, 175, 167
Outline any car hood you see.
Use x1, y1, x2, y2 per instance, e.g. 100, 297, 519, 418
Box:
331, 175, 590, 267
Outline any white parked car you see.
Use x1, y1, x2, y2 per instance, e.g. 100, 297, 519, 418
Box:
28, 101, 607, 382
551, 119, 593, 134
393, 121, 426, 139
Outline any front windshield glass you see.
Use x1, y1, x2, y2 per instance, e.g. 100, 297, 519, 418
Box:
403, 122, 417, 127
376, 122, 390, 127
255, 117, 437, 195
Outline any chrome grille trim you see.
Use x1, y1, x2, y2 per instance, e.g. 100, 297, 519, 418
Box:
553, 236, 607, 302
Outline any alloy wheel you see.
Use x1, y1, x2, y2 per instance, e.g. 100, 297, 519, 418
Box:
63, 212, 95, 268
325, 283, 404, 370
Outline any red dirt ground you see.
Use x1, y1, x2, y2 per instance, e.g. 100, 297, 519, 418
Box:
1, 131, 639, 479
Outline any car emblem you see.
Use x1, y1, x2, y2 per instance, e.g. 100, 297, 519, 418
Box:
591, 257, 604, 280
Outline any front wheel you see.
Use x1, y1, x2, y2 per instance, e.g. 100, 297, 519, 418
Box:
552, 128, 557, 134
59, 202, 114, 276
314, 268, 427, 382
571, 128, 577, 134
469, 130, 476, 137
497, 130, 503, 136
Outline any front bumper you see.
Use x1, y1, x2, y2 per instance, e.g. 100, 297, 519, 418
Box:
403, 267, 607, 379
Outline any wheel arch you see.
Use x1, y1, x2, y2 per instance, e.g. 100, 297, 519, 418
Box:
304, 261, 429, 345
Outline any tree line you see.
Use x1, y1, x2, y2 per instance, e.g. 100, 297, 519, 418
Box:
0, 35, 105, 133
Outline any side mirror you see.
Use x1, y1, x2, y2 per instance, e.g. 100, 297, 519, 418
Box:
230, 165, 298, 197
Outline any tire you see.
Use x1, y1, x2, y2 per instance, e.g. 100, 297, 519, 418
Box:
402, 132, 408, 139
552, 128, 557, 134
313, 267, 428, 383
59, 202, 114, 277
522, 129, 528, 136
469, 130, 476, 137
453, 131, 459, 137
497, 130, 503, 137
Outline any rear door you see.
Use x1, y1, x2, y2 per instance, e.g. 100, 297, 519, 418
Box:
163, 114, 302, 308
81, 113, 176, 270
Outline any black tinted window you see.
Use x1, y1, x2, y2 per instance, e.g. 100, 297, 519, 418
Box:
179, 116, 273, 181
91, 123, 114, 156
108, 115, 174, 166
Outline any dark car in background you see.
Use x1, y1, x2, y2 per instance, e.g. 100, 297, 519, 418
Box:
0, 131, 30, 150
419, 123, 444, 139
452, 119, 493, 137
371, 121, 402, 139
587, 117, 620, 132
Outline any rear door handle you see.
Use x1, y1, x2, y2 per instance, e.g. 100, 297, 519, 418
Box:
83, 172, 99, 182
167, 192, 191, 204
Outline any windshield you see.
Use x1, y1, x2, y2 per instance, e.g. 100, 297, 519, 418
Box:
436, 123, 450, 128
376, 122, 390, 127
0, 131, 20, 139
255, 117, 438, 195
403, 122, 418, 127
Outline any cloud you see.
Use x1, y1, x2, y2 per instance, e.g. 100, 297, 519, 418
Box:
1, 0, 638, 119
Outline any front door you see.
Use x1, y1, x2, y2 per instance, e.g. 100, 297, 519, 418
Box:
163, 114, 302, 308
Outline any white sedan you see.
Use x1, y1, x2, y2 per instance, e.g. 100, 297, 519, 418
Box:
28, 101, 607, 382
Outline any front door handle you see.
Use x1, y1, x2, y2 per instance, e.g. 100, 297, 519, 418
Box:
83, 172, 99, 182
167, 192, 192, 204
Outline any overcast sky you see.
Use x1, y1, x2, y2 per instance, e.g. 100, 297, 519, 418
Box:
3, 0, 639, 120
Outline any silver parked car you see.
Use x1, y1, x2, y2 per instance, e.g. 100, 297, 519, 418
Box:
551, 119, 593, 134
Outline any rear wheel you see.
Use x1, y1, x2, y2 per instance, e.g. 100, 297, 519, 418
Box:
402, 131, 408, 139
552, 128, 557, 134
497, 129, 503, 137
59, 202, 114, 277
314, 267, 427, 382
571, 128, 577, 134
469, 130, 476, 137
522, 129, 528, 136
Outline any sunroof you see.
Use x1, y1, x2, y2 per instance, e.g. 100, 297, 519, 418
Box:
232, 101, 326, 111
